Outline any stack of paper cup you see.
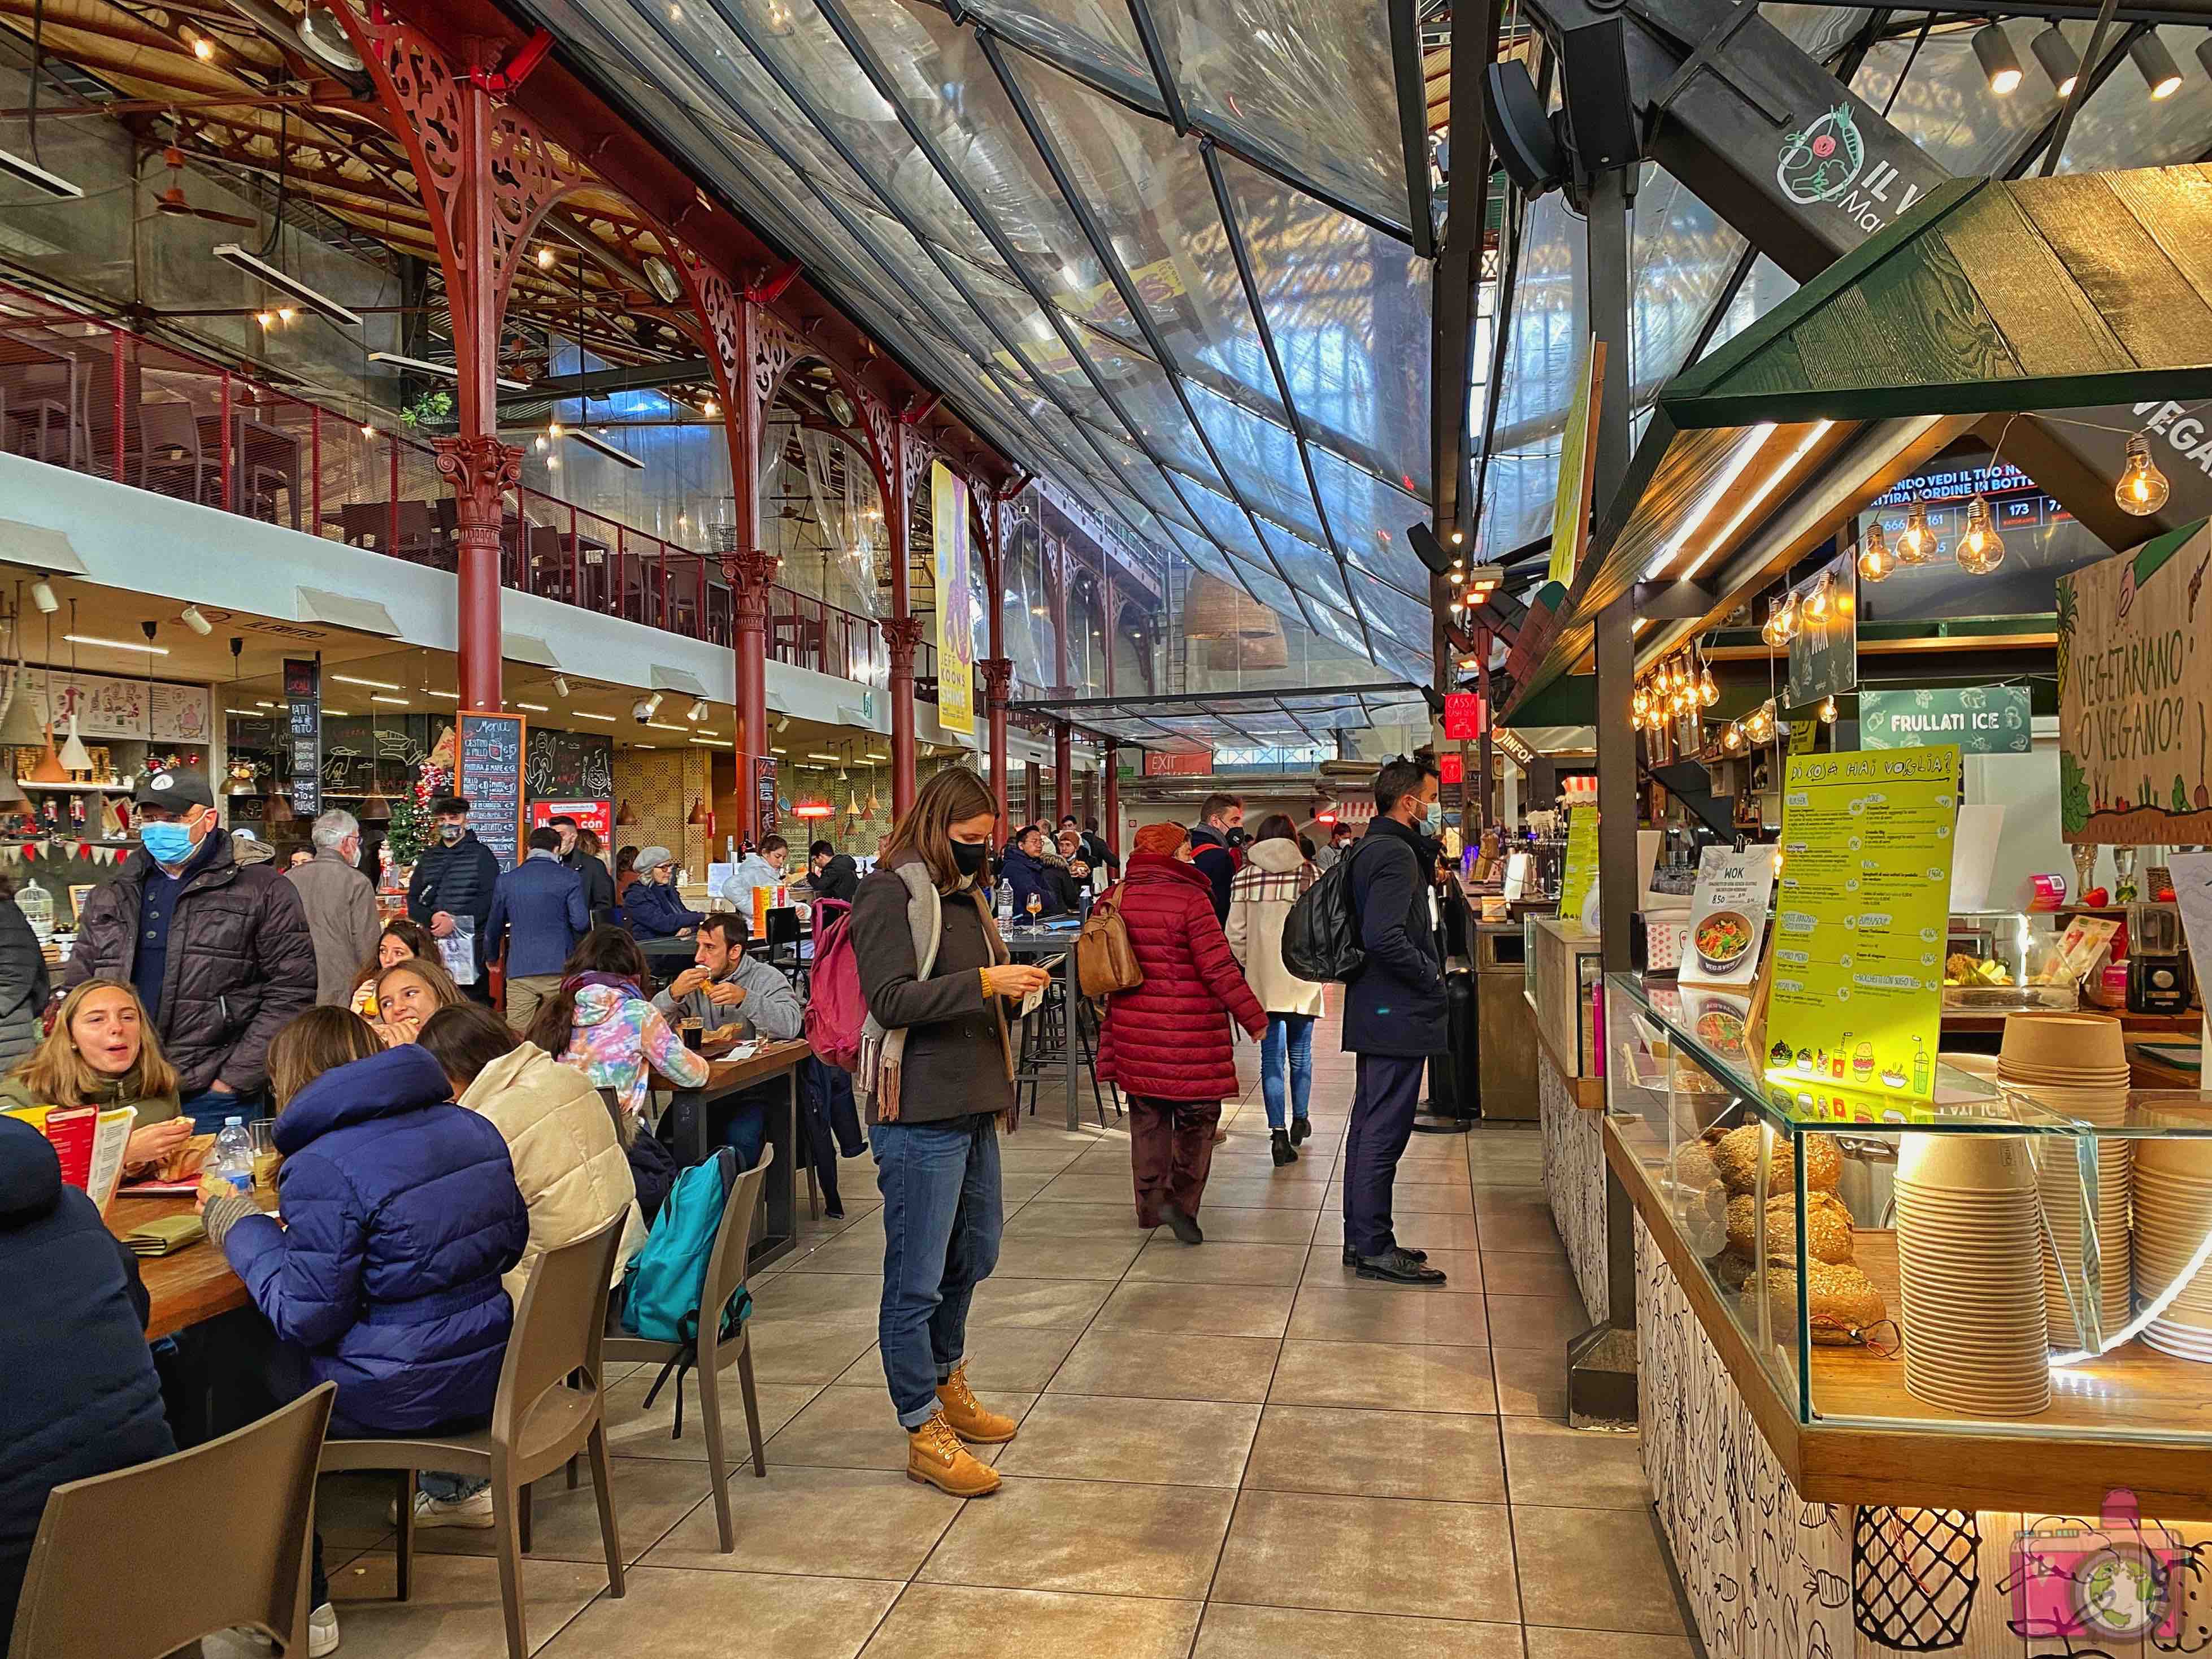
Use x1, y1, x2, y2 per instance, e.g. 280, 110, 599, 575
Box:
1896, 1132, 2050, 1415
1998, 1013, 2134, 1345
2132, 1136, 2212, 1361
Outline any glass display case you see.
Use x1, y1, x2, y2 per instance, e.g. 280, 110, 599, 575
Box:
1607, 971, 2212, 1444
1529, 914, 1603, 1076
1942, 909, 2078, 1013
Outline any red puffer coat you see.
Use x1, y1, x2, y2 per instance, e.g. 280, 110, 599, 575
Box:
1096, 854, 1267, 1102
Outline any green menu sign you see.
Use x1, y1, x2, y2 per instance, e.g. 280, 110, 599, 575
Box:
1765, 745, 1961, 1114
1861, 686, 2031, 754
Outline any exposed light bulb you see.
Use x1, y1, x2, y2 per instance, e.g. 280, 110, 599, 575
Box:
1805, 577, 1831, 623
1632, 687, 1650, 716
1761, 602, 1789, 650
703, 399, 720, 418
1897, 500, 1932, 564
1819, 695, 1838, 724
192, 32, 215, 60
536, 246, 556, 270
2116, 433, 2170, 516
277, 306, 297, 324
547, 420, 564, 438
1699, 666, 1719, 706
256, 311, 277, 329
1724, 724, 1743, 752
1957, 493, 2006, 575
360, 421, 377, 440
1857, 523, 1895, 584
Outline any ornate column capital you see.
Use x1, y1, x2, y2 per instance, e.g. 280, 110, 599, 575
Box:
883, 615, 925, 678
719, 547, 781, 628
431, 433, 521, 522
979, 655, 1015, 708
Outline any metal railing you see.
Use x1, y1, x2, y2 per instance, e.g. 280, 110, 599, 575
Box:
0, 281, 884, 687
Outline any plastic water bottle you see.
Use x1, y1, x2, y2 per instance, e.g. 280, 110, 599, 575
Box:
211, 1116, 254, 1198
996, 879, 1015, 930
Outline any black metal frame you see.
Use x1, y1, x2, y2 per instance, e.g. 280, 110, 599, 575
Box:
1388, 0, 1440, 260
1010, 680, 1433, 752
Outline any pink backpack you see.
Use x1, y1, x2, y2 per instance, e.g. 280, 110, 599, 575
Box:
804, 900, 864, 1071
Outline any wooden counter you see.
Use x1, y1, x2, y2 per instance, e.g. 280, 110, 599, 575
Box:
107, 1193, 257, 1341
1605, 1111, 2212, 1519
1526, 990, 1605, 1109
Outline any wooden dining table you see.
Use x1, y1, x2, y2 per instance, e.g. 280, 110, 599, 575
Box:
107, 1189, 269, 1341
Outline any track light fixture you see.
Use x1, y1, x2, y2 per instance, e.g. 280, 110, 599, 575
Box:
1974, 24, 2023, 93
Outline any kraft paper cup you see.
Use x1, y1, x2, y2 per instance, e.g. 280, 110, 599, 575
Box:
2000, 1012, 2128, 1076
1897, 1133, 2035, 1191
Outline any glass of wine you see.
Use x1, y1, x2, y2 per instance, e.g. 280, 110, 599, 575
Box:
1025, 892, 1042, 925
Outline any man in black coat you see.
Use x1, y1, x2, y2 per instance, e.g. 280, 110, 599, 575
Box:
1341, 756, 1449, 1284
406, 795, 501, 1004
0, 1118, 175, 1631
549, 815, 616, 926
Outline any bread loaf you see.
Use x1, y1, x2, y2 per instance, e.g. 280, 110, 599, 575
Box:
1746, 1261, 1887, 1345
1705, 1123, 1843, 1196
1724, 1190, 1855, 1264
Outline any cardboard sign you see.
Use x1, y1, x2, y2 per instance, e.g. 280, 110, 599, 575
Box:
1765, 745, 1961, 1109
456, 713, 527, 873
2057, 520, 2212, 845
1862, 685, 2031, 754
1557, 805, 1599, 924
1681, 848, 1776, 990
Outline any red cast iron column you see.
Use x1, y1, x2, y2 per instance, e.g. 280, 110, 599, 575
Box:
884, 616, 924, 818
436, 435, 520, 710
1103, 742, 1120, 858
724, 548, 779, 842
1054, 720, 1073, 823
980, 656, 1015, 828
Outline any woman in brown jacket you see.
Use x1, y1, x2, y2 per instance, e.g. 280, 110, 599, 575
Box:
850, 767, 1049, 1499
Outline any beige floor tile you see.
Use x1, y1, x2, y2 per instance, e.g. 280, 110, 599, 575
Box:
641, 1464, 962, 1579
541, 1565, 899, 1658
768, 1385, 1038, 1471
989, 1233, 1148, 1280
862, 1584, 1201, 1658
785, 1230, 893, 1276
1267, 1339, 1496, 1414
1324, 1181, 1476, 1215
1300, 1245, 1485, 1291
1091, 1281, 1296, 1339
749, 1272, 887, 1325
1127, 1237, 1307, 1286
1484, 1295, 1592, 1352
995, 1393, 1260, 1486
744, 1319, 884, 1386
919, 1475, 1237, 1598
1192, 1602, 1524, 1659
1512, 1506, 1688, 1635
1243, 1405, 1507, 1502
1523, 1628, 1698, 1659
1032, 1171, 1146, 1206
1474, 1204, 1566, 1254
1184, 1206, 1324, 1245
1001, 1200, 1153, 1240
1479, 1252, 1583, 1298
1211, 1489, 1519, 1621
1048, 1330, 1283, 1402
316, 1470, 401, 1554
601, 1370, 819, 1458
1381, 1211, 1483, 1251
914, 1326, 1084, 1394
997, 1148, 1090, 1176
1490, 1348, 1569, 1420
998, 1173, 1054, 1203
281, 1549, 607, 1659
1502, 1418, 1650, 1509
1198, 1176, 1334, 1210
408, 1455, 707, 1567
1287, 1287, 1488, 1345
965, 1276, 1115, 1329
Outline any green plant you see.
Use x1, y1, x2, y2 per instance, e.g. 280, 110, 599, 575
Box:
398, 388, 454, 431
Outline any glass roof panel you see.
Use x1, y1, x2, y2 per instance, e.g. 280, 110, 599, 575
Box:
1218, 149, 1432, 496
1176, 479, 1268, 562
1259, 520, 1351, 614
1153, 0, 1410, 236
1079, 337, 1224, 485
2054, 27, 2212, 175
1094, 432, 1202, 531
1224, 557, 1306, 627
1700, 255, 1799, 361
1475, 189, 1582, 562
1761, 4, 1875, 65
1344, 572, 1432, 669
1164, 520, 1241, 587
1185, 381, 1319, 544
959, 0, 1158, 108
1629, 164, 1748, 400
1308, 444, 1427, 598
996, 49, 1283, 418
1849, 28, 2061, 176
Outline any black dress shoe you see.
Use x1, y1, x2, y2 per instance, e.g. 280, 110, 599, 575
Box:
1342, 1244, 1429, 1266
1289, 1117, 1311, 1146
1161, 1204, 1203, 1246
1355, 1248, 1447, 1285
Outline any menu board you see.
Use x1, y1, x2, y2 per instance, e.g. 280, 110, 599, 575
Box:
1557, 805, 1598, 924
524, 727, 614, 800
6, 667, 212, 742
1785, 552, 1857, 708
284, 658, 320, 820
1765, 745, 1961, 1111
753, 755, 777, 833
456, 713, 526, 872
1680, 848, 1776, 989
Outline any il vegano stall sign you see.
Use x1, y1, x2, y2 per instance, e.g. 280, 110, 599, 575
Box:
2057, 519, 2212, 845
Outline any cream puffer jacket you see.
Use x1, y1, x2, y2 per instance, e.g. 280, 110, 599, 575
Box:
1224, 837, 1328, 1019
458, 1043, 645, 1301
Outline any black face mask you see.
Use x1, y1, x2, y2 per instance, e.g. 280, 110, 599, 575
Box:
1225, 827, 1248, 847
951, 840, 991, 879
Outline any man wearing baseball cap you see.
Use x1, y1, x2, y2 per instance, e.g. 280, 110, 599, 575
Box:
65, 769, 319, 1130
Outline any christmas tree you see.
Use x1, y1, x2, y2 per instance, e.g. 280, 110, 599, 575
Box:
385, 757, 450, 868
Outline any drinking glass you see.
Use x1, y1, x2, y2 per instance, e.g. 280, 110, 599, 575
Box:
249, 1117, 280, 1191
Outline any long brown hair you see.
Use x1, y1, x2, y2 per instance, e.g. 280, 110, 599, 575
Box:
1253, 813, 1299, 845
268, 1007, 385, 1110
373, 956, 462, 1015
11, 978, 177, 1106
523, 926, 650, 1057
881, 765, 997, 895
416, 1003, 518, 1088
350, 917, 434, 1000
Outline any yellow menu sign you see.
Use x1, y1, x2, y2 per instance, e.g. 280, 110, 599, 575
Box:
1556, 805, 1599, 925
1763, 745, 1961, 1108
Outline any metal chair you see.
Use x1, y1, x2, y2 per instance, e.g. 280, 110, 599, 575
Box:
132, 399, 216, 504
603, 1144, 773, 1553
316, 1214, 629, 1659
7, 1382, 336, 1659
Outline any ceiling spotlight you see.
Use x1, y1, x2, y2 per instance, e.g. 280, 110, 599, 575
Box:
2133, 31, 2184, 98
775, 715, 790, 733
632, 696, 654, 720
536, 246, 557, 270
29, 577, 57, 615
703, 399, 720, 419
255, 311, 277, 330
685, 698, 709, 722
547, 420, 564, 439
2035, 25, 2080, 97
189, 31, 215, 60
638, 690, 665, 719
553, 675, 571, 697
360, 421, 378, 440
180, 605, 212, 636
1974, 24, 2023, 94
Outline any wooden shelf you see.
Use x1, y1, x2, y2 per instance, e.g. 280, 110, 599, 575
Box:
14, 780, 132, 793
1604, 1113, 2212, 1520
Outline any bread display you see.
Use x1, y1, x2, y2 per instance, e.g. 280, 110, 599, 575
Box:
1724, 1190, 1855, 1265
1671, 1140, 1722, 1195
1746, 1261, 1888, 1345
1705, 1123, 1842, 1196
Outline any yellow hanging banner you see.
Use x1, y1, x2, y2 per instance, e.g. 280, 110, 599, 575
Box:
931, 461, 976, 737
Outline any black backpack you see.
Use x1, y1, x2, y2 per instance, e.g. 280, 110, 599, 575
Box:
1280, 844, 1366, 984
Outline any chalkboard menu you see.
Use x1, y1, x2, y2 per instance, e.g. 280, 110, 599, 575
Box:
525, 726, 615, 800
284, 658, 320, 819
457, 713, 527, 872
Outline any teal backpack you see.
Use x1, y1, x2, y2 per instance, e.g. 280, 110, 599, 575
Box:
620, 1146, 753, 1346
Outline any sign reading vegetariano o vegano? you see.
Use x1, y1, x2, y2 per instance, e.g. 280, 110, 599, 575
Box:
2058, 520, 2212, 845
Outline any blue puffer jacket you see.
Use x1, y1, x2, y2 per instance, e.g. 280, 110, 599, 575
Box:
221, 1045, 528, 1435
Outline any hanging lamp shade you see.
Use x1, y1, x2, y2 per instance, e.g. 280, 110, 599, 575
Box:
27, 720, 67, 784
866, 787, 881, 817
0, 682, 45, 749
846, 789, 862, 817
359, 791, 391, 819
615, 798, 637, 827
58, 715, 92, 775
687, 796, 707, 826
1183, 570, 1274, 641
264, 789, 295, 825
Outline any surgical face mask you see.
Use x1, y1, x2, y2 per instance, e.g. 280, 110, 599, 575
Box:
139, 819, 194, 866
1422, 801, 1444, 834
437, 823, 464, 844
951, 839, 990, 879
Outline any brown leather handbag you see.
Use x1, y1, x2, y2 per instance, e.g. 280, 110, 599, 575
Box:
1076, 893, 1143, 998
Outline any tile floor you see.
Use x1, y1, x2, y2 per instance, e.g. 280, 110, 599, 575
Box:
245, 1005, 1696, 1657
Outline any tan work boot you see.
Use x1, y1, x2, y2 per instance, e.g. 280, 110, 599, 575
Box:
907, 1410, 1001, 1497
936, 1363, 1020, 1444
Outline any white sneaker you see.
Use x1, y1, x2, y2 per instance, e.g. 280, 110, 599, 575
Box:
307, 1601, 340, 1657
388, 1487, 496, 1528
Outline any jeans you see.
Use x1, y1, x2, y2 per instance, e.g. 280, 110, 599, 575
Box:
872, 1114, 1002, 1428
1260, 1014, 1315, 1131
712, 1090, 770, 1168
1344, 1053, 1425, 1257
803, 1058, 865, 1213
181, 1085, 266, 1133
